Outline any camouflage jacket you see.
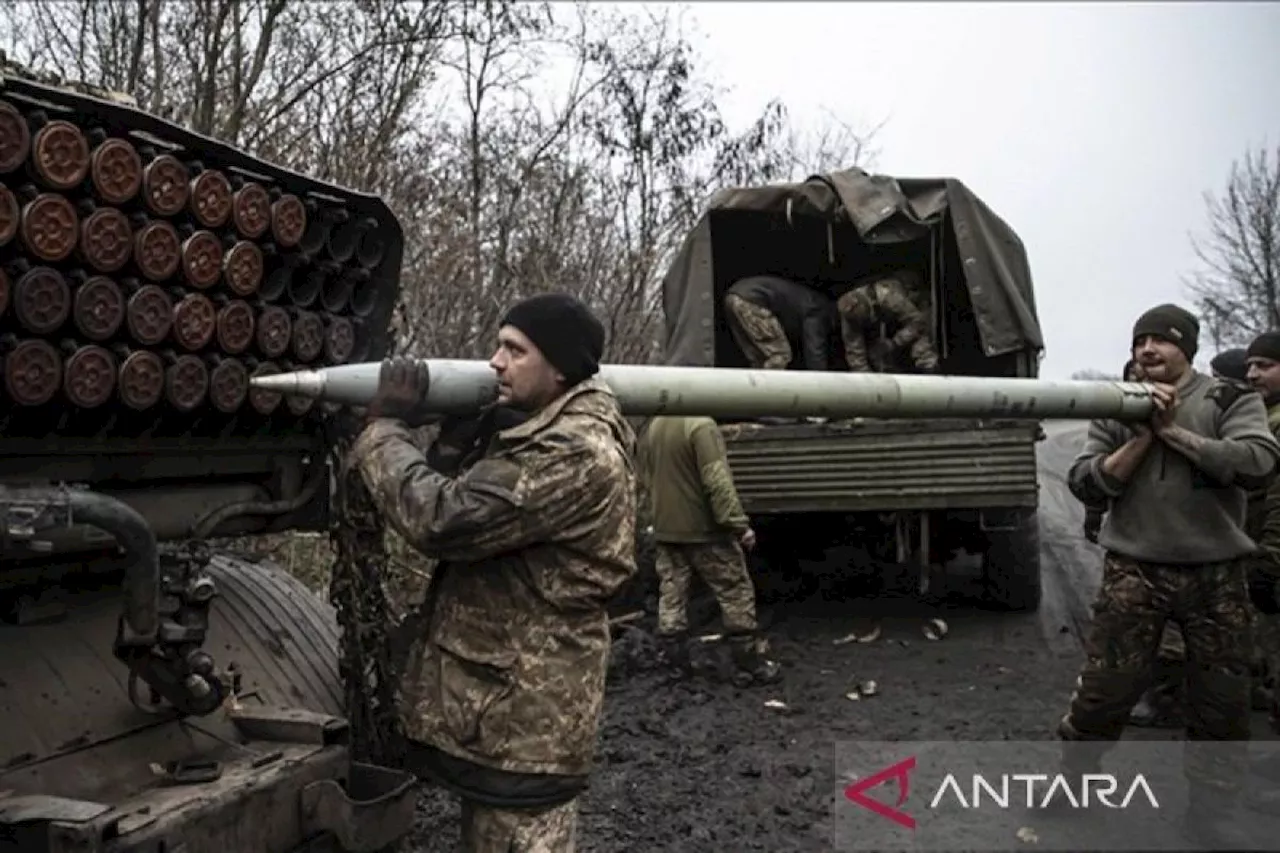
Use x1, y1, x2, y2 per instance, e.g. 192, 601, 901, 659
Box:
350, 376, 637, 780
835, 272, 936, 371
837, 273, 929, 342
636, 415, 749, 544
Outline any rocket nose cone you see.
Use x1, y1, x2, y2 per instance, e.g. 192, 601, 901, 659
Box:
250, 371, 313, 394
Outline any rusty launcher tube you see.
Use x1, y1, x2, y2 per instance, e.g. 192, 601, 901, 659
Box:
0, 85, 386, 428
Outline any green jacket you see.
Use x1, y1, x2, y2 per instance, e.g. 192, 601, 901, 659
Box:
637, 415, 749, 544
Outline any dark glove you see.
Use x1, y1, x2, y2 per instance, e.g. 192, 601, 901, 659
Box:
1082, 509, 1102, 544
367, 356, 433, 425
436, 408, 499, 454
428, 405, 531, 472
1249, 572, 1280, 615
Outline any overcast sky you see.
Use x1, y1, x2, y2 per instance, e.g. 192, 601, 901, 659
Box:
670, 1, 1279, 379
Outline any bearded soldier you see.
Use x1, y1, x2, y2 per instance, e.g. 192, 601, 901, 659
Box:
1245, 332, 1280, 785
1060, 303, 1280, 848
721, 275, 835, 371
349, 293, 636, 852
834, 269, 939, 374
1130, 345, 1271, 729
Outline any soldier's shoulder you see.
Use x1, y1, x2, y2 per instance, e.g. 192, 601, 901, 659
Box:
1204, 377, 1257, 412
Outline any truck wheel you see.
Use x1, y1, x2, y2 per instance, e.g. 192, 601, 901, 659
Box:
205, 551, 344, 715
981, 508, 1042, 612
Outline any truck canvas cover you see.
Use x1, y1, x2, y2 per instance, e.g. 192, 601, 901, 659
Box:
661, 167, 1043, 367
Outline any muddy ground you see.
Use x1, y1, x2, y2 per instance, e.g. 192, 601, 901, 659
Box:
399, 422, 1272, 851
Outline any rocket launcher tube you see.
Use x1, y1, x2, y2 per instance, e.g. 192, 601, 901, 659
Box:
249, 359, 1158, 421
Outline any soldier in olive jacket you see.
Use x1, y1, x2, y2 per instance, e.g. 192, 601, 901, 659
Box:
350, 293, 636, 852
637, 414, 781, 685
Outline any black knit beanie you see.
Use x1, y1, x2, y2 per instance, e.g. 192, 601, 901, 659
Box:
1247, 332, 1280, 364
1132, 303, 1199, 361
499, 293, 605, 386
1210, 347, 1249, 382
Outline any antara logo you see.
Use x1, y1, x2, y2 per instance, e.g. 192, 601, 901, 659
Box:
843, 756, 1160, 830
843, 756, 917, 829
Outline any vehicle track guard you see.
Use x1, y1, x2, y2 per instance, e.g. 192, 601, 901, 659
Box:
299, 762, 417, 853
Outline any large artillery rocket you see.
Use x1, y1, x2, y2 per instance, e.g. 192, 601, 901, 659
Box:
250, 359, 1158, 421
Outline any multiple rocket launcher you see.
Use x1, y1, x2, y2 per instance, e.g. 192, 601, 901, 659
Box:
0, 96, 383, 434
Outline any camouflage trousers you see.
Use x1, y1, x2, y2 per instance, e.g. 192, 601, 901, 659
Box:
459, 796, 578, 852
723, 293, 791, 370
1059, 552, 1252, 794
655, 541, 758, 636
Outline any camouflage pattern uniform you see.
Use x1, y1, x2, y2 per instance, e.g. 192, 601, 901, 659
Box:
835, 270, 939, 373
350, 377, 636, 851
722, 276, 835, 371
723, 294, 792, 370
1063, 368, 1280, 832
637, 415, 779, 684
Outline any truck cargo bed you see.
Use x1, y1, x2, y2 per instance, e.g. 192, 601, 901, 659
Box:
721, 418, 1040, 513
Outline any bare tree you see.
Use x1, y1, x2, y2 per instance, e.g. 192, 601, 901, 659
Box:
1185, 143, 1280, 349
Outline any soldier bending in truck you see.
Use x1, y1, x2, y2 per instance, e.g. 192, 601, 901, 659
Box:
834, 269, 939, 374
1059, 303, 1280, 849
721, 275, 835, 371
637, 414, 781, 686
349, 292, 636, 852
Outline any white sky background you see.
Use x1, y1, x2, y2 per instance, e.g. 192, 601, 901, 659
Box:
585, 1, 1280, 379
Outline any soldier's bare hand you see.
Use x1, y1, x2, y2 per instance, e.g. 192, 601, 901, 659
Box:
740, 527, 757, 551
1148, 382, 1179, 433
367, 356, 432, 424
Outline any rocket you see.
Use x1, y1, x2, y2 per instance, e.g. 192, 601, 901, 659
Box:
248, 359, 1156, 421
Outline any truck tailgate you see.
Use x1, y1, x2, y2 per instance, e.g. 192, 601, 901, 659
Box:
721, 418, 1040, 513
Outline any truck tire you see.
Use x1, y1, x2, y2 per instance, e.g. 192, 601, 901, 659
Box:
205, 552, 344, 715
981, 508, 1042, 612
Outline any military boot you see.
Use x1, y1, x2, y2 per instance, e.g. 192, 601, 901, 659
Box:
658, 630, 693, 677
1183, 786, 1255, 850
1128, 690, 1183, 728
727, 632, 782, 686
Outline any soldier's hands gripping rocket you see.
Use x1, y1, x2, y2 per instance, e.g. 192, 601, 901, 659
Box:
1148, 382, 1180, 433
366, 356, 434, 425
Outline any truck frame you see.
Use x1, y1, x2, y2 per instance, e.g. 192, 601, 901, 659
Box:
659, 168, 1045, 610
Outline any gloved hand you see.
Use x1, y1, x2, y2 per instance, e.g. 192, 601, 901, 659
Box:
1082, 510, 1102, 544
1248, 571, 1280, 615
428, 405, 531, 472
366, 356, 433, 425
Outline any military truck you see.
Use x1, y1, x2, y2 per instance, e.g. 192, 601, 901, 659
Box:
0, 67, 416, 851
660, 168, 1044, 610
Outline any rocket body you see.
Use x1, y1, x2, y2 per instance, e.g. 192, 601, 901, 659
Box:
250, 360, 1156, 421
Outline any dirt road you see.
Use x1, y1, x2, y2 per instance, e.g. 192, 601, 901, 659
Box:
403, 422, 1275, 851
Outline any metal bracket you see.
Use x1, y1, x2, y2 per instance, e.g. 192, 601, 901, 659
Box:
228, 706, 350, 746
978, 508, 1023, 533
299, 762, 417, 853
0, 483, 75, 543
